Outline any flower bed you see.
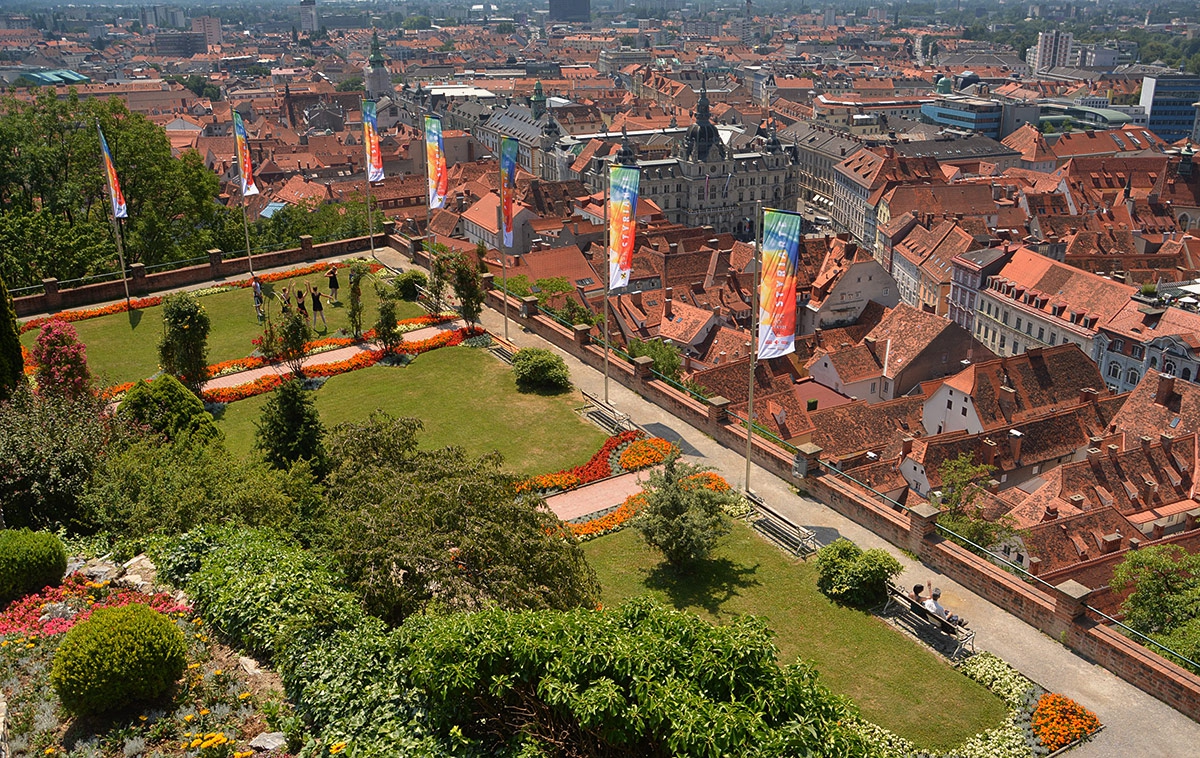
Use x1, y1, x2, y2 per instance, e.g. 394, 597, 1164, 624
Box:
853, 651, 1102, 757
516, 430, 644, 495
569, 493, 647, 540
0, 574, 190, 638
1032, 693, 1101, 752
619, 437, 676, 471
20, 296, 164, 334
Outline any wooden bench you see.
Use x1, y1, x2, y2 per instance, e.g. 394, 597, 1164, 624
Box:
746, 492, 819, 556
580, 390, 636, 435
882, 583, 976, 659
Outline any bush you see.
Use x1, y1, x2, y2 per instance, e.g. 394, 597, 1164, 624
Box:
255, 379, 327, 477
32, 320, 93, 399
117, 373, 219, 442
0, 529, 67, 603
50, 604, 187, 716
158, 292, 210, 393
178, 528, 363, 660
394, 270, 427, 300
815, 538, 903, 608
0, 274, 23, 402
373, 291, 403, 354
511, 348, 571, 391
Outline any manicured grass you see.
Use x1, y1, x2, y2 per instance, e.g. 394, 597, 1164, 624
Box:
582, 523, 1008, 751
216, 346, 609, 476
19, 269, 422, 386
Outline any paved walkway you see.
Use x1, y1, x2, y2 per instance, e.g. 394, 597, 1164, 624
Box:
545, 470, 653, 522
200, 319, 465, 393
458, 294, 1200, 755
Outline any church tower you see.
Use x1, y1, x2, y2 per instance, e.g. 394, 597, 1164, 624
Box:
365, 30, 393, 101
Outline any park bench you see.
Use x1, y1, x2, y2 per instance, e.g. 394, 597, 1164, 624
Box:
746, 492, 820, 556
580, 390, 636, 435
882, 582, 976, 659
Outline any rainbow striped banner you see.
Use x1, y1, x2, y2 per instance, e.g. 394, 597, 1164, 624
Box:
232, 110, 258, 197
425, 115, 447, 210
98, 124, 126, 219
362, 100, 384, 183
757, 208, 803, 359
500, 136, 518, 248
607, 164, 640, 290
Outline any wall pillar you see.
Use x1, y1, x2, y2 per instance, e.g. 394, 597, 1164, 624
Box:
128, 263, 147, 295
1053, 579, 1095, 637
300, 235, 314, 256
208, 249, 223, 279
480, 272, 494, 291
572, 324, 592, 347
707, 395, 730, 426
632, 355, 654, 383
793, 443, 823, 478
41, 278, 61, 312
908, 503, 941, 558
519, 295, 539, 318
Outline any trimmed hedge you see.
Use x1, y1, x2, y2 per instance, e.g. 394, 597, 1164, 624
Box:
50, 604, 187, 716
0, 529, 67, 604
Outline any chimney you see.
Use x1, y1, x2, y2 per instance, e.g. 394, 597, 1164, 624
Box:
983, 438, 998, 466
1044, 503, 1059, 521
1101, 533, 1122, 554
1086, 447, 1102, 469
902, 436, 914, 456
1079, 387, 1099, 404
1107, 443, 1120, 459
1068, 494, 1085, 509
1028, 556, 1041, 576
664, 287, 674, 319
717, 351, 726, 364
1160, 433, 1174, 454
1155, 373, 1176, 406
1009, 429, 1024, 463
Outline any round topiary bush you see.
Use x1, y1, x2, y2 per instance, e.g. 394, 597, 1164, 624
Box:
51, 604, 188, 716
0, 529, 67, 604
512, 348, 571, 391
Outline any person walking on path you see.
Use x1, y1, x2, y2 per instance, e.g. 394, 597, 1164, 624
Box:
324, 263, 340, 303
308, 282, 333, 330
252, 276, 264, 321
278, 285, 292, 315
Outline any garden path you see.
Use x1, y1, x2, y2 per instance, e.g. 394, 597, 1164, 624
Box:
200, 319, 467, 393
545, 469, 654, 522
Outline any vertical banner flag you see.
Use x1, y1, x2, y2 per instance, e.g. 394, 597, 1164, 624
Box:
425, 115, 448, 209
98, 125, 127, 219
757, 209, 803, 359
499, 136, 518, 248
232, 110, 258, 197
607, 164, 640, 290
362, 100, 384, 183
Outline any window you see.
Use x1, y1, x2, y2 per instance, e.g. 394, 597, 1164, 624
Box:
1151, 356, 1158, 369
1016, 317, 1022, 331
1002, 310, 1009, 325
1185, 368, 1193, 381
1132, 345, 1144, 359
1026, 322, 1033, 335
1166, 361, 1176, 375
1111, 339, 1125, 352
961, 406, 968, 416
884, 287, 890, 295
1049, 333, 1057, 346
1038, 327, 1045, 341
999, 335, 1006, 350
1127, 369, 1140, 384
947, 399, 954, 409
871, 382, 877, 393
1013, 342, 1020, 353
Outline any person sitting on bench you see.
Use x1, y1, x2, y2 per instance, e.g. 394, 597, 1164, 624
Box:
910, 583, 930, 604
924, 588, 968, 628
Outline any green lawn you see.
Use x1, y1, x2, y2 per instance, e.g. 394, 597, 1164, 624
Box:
216, 346, 609, 477
582, 524, 1008, 752
20, 269, 422, 386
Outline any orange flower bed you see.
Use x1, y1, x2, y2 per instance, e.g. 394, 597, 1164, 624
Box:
515, 430, 644, 494
1032, 693, 1101, 751
20, 296, 163, 334
684, 472, 731, 492
569, 493, 648, 539
305, 349, 386, 377
230, 261, 385, 288
201, 372, 289, 404
522, 471, 583, 494
21, 345, 35, 375
102, 381, 136, 401
619, 437, 676, 471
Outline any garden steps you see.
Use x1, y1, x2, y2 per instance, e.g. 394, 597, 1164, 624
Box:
199, 319, 468, 392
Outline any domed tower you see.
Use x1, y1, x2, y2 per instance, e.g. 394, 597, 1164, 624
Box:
530, 80, 547, 120
684, 78, 725, 163
365, 30, 393, 101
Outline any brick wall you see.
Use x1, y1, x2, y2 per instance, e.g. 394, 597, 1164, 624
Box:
14, 233, 390, 318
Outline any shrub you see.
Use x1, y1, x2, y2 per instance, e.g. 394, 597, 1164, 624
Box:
0, 273, 22, 402
346, 261, 372, 338
511, 347, 571, 391
633, 452, 734, 569
32, 320, 93, 400
373, 291, 403, 354
394, 270, 427, 300
50, 604, 187, 716
117, 373, 219, 442
0, 529, 67, 603
255, 379, 327, 477
278, 312, 312, 377
158, 292, 210, 393
815, 538, 903, 608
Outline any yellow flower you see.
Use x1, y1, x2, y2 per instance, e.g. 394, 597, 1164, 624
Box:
139, 715, 148, 721
238, 692, 252, 700
1, 640, 8, 647
180, 743, 190, 750
190, 738, 202, 748
330, 742, 347, 754
199, 709, 210, 716
188, 663, 201, 670
193, 618, 203, 625
184, 714, 196, 722
45, 749, 57, 756
26, 643, 34, 649
213, 669, 223, 676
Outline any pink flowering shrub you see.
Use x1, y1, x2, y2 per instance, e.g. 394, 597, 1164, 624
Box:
0, 574, 191, 638
31, 319, 93, 400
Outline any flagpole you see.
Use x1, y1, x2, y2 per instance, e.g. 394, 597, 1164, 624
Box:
97, 121, 131, 306
746, 201, 763, 494
603, 166, 611, 405
362, 98, 376, 257
241, 192, 256, 277
497, 202, 509, 340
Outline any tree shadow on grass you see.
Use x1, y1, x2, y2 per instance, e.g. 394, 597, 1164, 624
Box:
127, 308, 142, 330
515, 383, 573, 397
644, 557, 762, 616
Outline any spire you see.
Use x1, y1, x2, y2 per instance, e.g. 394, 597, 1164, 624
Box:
694, 76, 711, 125
369, 30, 385, 68
530, 79, 546, 119
616, 125, 637, 165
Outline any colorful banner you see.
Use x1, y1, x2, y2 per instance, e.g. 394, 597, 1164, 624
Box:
362, 100, 384, 183
499, 136, 518, 248
607, 164, 640, 291
97, 124, 126, 219
232, 110, 258, 197
757, 209, 803, 359
424, 115, 447, 210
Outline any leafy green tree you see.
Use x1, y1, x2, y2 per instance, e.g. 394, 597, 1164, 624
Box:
402, 15, 431, 30
255, 379, 327, 477
403, 599, 869, 757
1112, 545, 1200, 635
936, 452, 1014, 551
634, 451, 735, 570
449, 253, 484, 326
321, 412, 599, 624
815, 539, 903, 607
511, 347, 571, 391
393, 270, 427, 300
628, 336, 683, 379
158, 292, 210, 393
336, 76, 364, 92
0, 274, 24, 401
346, 260, 372, 338
373, 287, 403, 354
494, 21, 516, 34
83, 436, 320, 540
117, 373, 219, 442
278, 312, 312, 377
426, 247, 449, 312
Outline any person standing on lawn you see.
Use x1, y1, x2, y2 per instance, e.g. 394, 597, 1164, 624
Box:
295, 284, 309, 323
278, 285, 292, 315
252, 276, 264, 321
325, 263, 340, 303
308, 282, 333, 329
